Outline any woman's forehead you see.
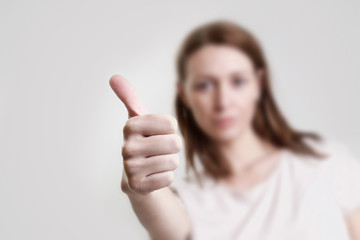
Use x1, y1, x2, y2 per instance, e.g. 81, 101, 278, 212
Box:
185, 44, 255, 78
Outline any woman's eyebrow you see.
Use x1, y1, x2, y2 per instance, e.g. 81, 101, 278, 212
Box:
194, 73, 217, 80
194, 70, 247, 80
229, 70, 247, 77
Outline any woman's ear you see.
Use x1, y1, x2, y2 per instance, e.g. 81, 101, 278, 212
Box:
176, 81, 190, 108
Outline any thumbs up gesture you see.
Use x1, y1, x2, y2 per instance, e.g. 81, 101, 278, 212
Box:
109, 75, 182, 196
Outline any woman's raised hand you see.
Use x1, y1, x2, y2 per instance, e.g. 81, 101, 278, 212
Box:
109, 75, 182, 196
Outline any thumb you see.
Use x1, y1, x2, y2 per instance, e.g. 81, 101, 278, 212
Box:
109, 74, 148, 118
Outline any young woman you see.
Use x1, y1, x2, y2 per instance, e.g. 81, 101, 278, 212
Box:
109, 20, 360, 240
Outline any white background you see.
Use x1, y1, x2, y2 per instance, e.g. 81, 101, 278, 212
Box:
1, 0, 359, 239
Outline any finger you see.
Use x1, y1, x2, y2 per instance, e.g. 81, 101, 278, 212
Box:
145, 154, 179, 176
122, 134, 182, 158
124, 114, 178, 138
109, 74, 148, 118
124, 154, 179, 177
141, 171, 174, 193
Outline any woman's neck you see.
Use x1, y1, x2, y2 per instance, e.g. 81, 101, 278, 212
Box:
215, 127, 279, 176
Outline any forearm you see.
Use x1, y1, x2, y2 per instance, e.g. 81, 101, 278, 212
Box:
346, 207, 360, 240
126, 186, 191, 240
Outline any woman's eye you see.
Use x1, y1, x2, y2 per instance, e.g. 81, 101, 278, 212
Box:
195, 81, 212, 90
233, 77, 245, 86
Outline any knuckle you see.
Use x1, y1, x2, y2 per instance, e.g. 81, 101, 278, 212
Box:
123, 123, 132, 137
163, 114, 178, 133
170, 135, 182, 152
168, 155, 179, 170
122, 142, 136, 158
123, 160, 141, 176
123, 160, 132, 175
165, 171, 174, 185
120, 183, 127, 193
121, 180, 130, 193
123, 118, 139, 137
128, 177, 142, 191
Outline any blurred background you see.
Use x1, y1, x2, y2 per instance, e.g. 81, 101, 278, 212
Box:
0, 0, 359, 239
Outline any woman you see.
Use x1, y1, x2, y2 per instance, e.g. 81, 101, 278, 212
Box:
109, 20, 360, 240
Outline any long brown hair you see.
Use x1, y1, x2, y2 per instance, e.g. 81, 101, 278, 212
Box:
174, 19, 328, 185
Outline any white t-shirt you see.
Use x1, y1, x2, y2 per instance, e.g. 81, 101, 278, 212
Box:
170, 139, 360, 240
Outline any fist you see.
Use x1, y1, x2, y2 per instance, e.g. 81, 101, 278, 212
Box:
109, 75, 182, 196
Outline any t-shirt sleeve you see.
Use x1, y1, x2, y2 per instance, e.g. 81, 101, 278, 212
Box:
329, 142, 360, 215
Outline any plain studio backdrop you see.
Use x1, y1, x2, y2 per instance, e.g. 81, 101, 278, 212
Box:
0, 0, 359, 239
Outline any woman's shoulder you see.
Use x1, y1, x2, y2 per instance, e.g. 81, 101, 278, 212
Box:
287, 137, 360, 213
288, 137, 357, 168
311, 138, 360, 214
284, 137, 360, 184
279, 137, 358, 189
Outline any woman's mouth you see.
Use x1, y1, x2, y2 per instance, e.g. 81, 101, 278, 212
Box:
214, 117, 236, 128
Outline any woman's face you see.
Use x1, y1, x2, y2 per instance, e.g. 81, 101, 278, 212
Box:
178, 44, 263, 143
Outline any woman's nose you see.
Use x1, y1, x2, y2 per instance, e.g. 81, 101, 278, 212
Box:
214, 82, 231, 111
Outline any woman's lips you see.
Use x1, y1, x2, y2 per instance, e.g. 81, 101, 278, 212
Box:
214, 117, 236, 128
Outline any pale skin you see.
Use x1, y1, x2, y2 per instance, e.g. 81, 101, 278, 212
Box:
110, 44, 360, 240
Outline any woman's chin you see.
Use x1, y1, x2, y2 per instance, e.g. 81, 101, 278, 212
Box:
209, 128, 240, 143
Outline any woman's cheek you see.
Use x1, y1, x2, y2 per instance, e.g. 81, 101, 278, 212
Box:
194, 96, 213, 118
242, 99, 258, 128
190, 102, 212, 130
